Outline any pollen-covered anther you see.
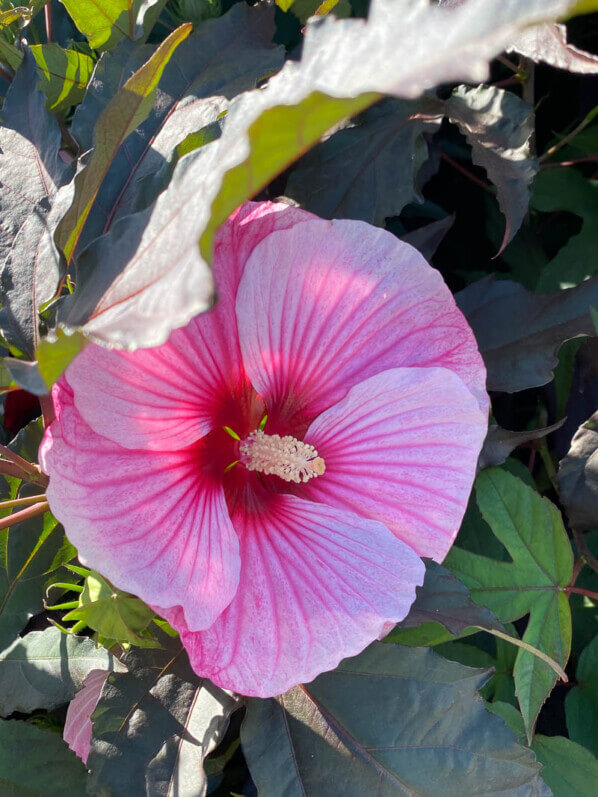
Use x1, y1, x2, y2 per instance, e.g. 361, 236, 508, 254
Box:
239, 430, 326, 483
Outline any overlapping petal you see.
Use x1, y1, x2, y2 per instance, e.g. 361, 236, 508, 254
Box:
40, 381, 240, 632
63, 669, 108, 764
173, 490, 424, 696
236, 217, 488, 431
301, 367, 487, 562
66, 201, 314, 451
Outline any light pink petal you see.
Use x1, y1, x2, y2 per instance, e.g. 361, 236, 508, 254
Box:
67, 201, 314, 451
236, 217, 488, 429
63, 669, 108, 765
302, 367, 487, 562
171, 491, 424, 697
40, 381, 240, 632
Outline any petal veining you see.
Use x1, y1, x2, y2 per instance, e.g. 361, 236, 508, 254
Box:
168, 490, 424, 697
301, 367, 488, 562
40, 381, 240, 631
236, 217, 488, 430
66, 201, 314, 451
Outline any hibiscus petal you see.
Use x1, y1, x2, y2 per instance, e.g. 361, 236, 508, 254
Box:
63, 669, 108, 764
40, 381, 240, 631
302, 367, 487, 562
236, 218, 488, 429
66, 202, 314, 451
172, 491, 424, 697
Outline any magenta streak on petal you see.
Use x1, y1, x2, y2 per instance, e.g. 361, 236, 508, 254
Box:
301, 367, 487, 562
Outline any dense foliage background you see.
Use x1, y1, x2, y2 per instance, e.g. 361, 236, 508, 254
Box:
0, 0, 597, 794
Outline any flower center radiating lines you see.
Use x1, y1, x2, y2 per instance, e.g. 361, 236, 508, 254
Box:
239, 430, 325, 483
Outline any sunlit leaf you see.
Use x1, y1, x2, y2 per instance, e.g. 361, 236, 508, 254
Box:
48, 0, 586, 354
30, 43, 95, 111
0, 626, 122, 715
55, 22, 192, 263
68, 2, 283, 253
0, 50, 71, 357
58, 0, 167, 51
511, 23, 598, 73
63, 571, 159, 647
446, 468, 573, 740
445, 84, 538, 253
88, 637, 238, 796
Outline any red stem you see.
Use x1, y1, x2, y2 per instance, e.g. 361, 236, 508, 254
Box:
39, 394, 55, 428
566, 586, 598, 602
0, 501, 49, 530
44, 4, 53, 42
441, 152, 493, 194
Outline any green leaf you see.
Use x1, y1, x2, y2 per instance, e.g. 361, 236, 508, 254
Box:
58, 0, 167, 50
52, 0, 587, 353
568, 0, 598, 15
242, 642, 546, 796
0, 49, 71, 358
285, 97, 442, 225
557, 411, 598, 531
456, 274, 598, 392
63, 571, 159, 647
35, 328, 88, 391
446, 468, 573, 741
55, 22, 193, 263
30, 43, 95, 111
445, 84, 538, 252
533, 735, 598, 797
486, 700, 527, 744
479, 419, 566, 470
88, 638, 238, 796
0, 626, 122, 715
565, 634, 598, 756
532, 168, 598, 291
0, 719, 88, 795
68, 2, 283, 253
0, 420, 75, 650
386, 560, 504, 646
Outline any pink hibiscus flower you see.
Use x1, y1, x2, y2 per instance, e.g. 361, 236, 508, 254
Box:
41, 202, 488, 697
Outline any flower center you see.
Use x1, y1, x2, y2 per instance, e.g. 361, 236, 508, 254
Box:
239, 430, 326, 483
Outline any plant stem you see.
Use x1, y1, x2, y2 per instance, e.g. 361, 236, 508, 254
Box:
0, 501, 49, 530
0, 444, 38, 476
0, 494, 46, 511
440, 152, 493, 193
540, 111, 596, 163
44, 3, 53, 43
39, 394, 55, 427
542, 155, 598, 169
566, 586, 598, 602
496, 54, 519, 73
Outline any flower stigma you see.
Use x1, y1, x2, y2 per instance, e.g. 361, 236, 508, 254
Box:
239, 429, 326, 483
